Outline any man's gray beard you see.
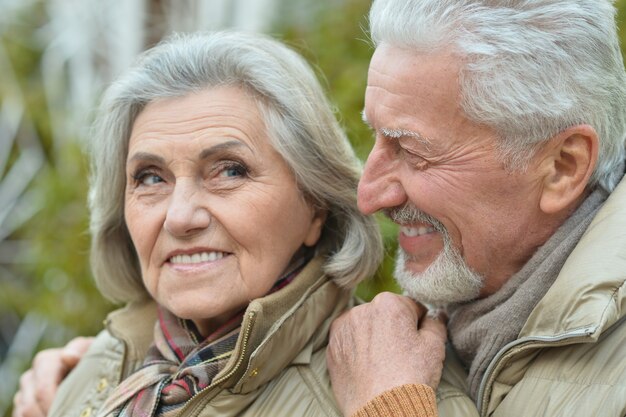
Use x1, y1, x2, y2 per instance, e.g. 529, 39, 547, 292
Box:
389, 205, 484, 308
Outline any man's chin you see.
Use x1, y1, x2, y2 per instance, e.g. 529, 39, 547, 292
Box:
394, 249, 484, 307
401, 256, 440, 276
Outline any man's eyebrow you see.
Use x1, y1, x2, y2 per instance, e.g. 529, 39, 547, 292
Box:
361, 110, 434, 151
382, 128, 434, 152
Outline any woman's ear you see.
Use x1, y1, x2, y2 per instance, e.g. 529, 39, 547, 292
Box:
539, 124, 599, 214
304, 208, 328, 247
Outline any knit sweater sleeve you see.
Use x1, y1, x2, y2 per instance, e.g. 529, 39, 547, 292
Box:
351, 384, 438, 417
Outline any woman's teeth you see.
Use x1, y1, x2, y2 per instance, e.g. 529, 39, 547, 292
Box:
169, 252, 225, 264
400, 226, 436, 237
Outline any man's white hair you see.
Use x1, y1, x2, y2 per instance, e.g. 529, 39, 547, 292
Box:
370, 0, 626, 191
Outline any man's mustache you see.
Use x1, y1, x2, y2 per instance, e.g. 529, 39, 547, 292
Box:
385, 204, 447, 234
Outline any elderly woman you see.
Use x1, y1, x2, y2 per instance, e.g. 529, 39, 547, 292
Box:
28, 30, 382, 417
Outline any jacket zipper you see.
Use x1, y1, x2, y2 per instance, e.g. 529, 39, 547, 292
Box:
176, 310, 257, 416
476, 325, 596, 416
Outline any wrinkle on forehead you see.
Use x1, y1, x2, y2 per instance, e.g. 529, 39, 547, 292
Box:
131, 86, 266, 141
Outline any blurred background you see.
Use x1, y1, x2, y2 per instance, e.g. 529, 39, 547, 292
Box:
2, 0, 626, 415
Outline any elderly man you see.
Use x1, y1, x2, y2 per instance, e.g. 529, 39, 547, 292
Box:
327, 0, 626, 416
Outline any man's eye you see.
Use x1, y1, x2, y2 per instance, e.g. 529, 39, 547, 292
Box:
401, 149, 429, 170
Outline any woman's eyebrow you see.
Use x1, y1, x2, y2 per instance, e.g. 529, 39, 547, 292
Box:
199, 140, 250, 159
127, 152, 165, 165
127, 140, 252, 165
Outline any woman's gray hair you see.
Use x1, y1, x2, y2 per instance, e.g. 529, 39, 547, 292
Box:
89, 31, 383, 303
370, 0, 626, 191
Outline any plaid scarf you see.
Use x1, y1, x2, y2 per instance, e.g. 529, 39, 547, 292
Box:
98, 259, 307, 417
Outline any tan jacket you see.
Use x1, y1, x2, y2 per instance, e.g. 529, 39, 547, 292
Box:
48, 257, 351, 417
379, 176, 626, 417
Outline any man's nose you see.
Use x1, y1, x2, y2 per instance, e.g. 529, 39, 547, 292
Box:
357, 141, 407, 215
164, 179, 211, 237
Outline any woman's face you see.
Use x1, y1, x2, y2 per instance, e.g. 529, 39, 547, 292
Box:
124, 86, 325, 336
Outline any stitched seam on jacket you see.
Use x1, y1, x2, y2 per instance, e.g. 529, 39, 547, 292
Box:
520, 375, 626, 387
296, 365, 340, 417
437, 392, 473, 401
597, 311, 626, 346
597, 278, 626, 330
596, 279, 626, 340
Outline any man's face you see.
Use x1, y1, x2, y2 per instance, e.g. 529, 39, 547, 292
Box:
359, 44, 556, 302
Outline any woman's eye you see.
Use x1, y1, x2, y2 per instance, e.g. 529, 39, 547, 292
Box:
133, 171, 164, 186
142, 174, 164, 185
219, 163, 248, 178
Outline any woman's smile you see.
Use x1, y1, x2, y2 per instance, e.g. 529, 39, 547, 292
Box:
165, 248, 233, 274
168, 250, 228, 265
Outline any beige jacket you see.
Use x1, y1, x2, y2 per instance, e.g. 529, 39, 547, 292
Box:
433, 175, 626, 416
48, 257, 351, 417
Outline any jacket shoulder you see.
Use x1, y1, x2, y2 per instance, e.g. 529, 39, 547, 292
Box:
249, 343, 341, 417
493, 319, 626, 416
48, 329, 125, 417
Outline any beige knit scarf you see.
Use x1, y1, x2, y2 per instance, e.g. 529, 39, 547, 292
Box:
447, 187, 608, 401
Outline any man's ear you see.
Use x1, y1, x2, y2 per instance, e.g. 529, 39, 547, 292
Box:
539, 124, 599, 214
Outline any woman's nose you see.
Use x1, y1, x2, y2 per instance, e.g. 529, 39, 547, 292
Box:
164, 180, 211, 237
357, 141, 407, 215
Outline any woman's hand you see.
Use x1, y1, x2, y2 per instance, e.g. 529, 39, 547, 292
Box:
327, 293, 447, 417
12, 337, 93, 417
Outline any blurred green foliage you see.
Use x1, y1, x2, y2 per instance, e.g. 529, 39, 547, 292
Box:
1, 4, 114, 340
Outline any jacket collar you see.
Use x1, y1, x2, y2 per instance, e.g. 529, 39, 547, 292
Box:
520, 174, 626, 340
106, 297, 157, 371
227, 255, 350, 393
105, 255, 350, 392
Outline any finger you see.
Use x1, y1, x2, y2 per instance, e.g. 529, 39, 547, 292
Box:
32, 350, 66, 411
419, 313, 448, 342
327, 312, 357, 364
60, 336, 93, 366
372, 292, 425, 320
412, 299, 429, 320
12, 400, 45, 417
14, 371, 45, 417
394, 293, 427, 317
400, 293, 429, 320
13, 402, 45, 417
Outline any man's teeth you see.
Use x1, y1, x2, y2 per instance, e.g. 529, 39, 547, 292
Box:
170, 252, 225, 264
400, 226, 436, 237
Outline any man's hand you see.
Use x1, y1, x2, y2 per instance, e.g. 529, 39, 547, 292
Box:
327, 292, 447, 417
12, 336, 93, 417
